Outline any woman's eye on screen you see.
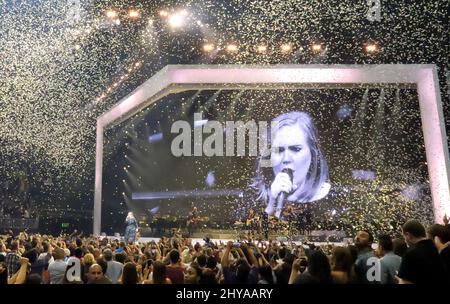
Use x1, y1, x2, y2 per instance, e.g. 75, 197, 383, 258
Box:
289, 146, 302, 152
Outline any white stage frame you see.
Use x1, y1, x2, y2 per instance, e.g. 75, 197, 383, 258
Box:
94, 64, 450, 235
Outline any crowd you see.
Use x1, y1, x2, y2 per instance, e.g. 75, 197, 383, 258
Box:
0, 218, 449, 284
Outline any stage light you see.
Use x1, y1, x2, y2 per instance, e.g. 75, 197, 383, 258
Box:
256, 45, 267, 53
226, 44, 238, 52
114, 19, 121, 25
106, 10, 117, 19
365, 43, 378, 53
113, 82, 118, 87
148, 133, 163, 143
135, 62, 141, 67
311, 43, 322, 52
203, 43, 214, 52
128, 9, 140, 19
280, 43, 292, 53
168, 13, 185, 28
159, 10, 169, 17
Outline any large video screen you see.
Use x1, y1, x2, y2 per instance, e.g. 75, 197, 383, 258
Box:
101, 89, 434, 236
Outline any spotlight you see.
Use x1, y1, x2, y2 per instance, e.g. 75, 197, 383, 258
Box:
256, 45, 267, 53
128, 9, 140, 19
280, 43, 292, 53
106, 10, 117, 19
168, 13, 185, 28
365, 43, 378, 53
159, 10, 169, 17
226, 44, 238, 52
203, 43, 215, 52
135, 62, 141, 67
311, 43, 322, 52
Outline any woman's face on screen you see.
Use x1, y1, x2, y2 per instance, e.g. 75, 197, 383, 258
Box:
271, 123, 312, 188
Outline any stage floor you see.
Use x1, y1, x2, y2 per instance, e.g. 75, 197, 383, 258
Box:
106, 228, 350, 245
105, 236, 348, 247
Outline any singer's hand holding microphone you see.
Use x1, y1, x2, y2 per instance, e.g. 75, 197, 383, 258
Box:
266, 168, 294, 218
270, 171, 293, 200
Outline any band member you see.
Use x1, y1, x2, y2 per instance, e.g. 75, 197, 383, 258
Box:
124, 212, 138, 244
187, 207, 200, 237
297, 203, 313, 237
259, 206, 269, 240
245, 207, 259, 238
282, 205, 296, 239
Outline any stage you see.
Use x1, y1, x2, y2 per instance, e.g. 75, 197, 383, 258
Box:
107, 228, 350, 244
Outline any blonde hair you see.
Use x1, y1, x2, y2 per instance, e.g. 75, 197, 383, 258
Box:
83, 253, 95, 265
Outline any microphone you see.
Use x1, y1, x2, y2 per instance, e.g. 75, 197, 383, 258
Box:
275, 168, 293, 218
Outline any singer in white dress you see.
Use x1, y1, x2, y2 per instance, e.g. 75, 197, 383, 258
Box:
251, 111, 331, 218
